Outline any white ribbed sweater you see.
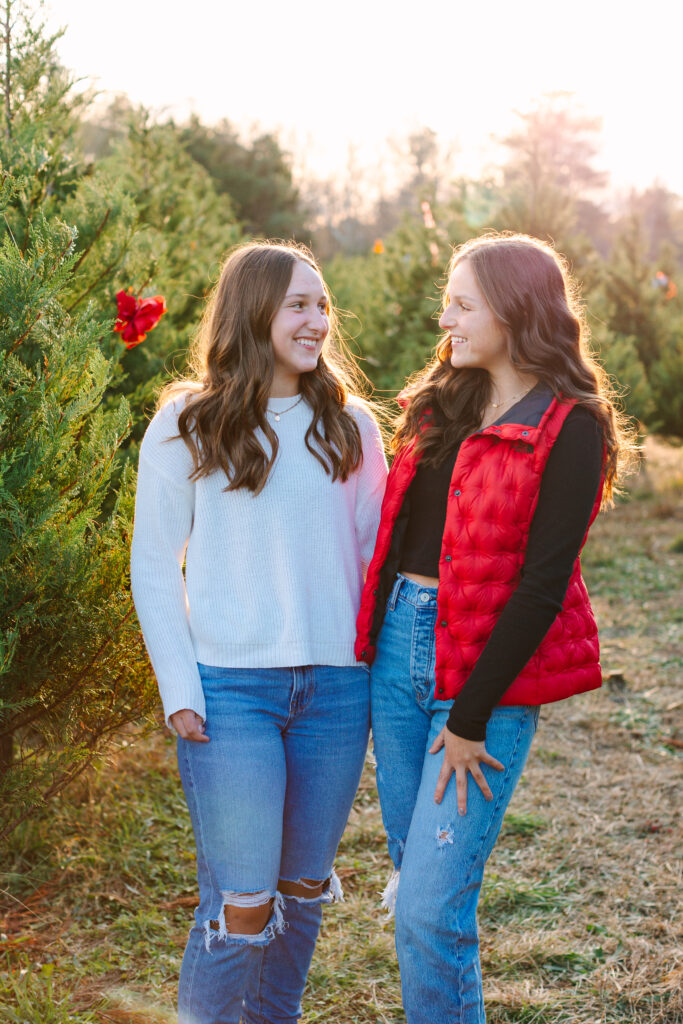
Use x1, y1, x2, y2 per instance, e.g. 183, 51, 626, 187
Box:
130, 394, 387, 725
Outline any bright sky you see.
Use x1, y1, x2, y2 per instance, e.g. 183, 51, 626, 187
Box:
45, 0, 683, 198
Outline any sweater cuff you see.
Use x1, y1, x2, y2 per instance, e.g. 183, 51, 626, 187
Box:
446, 709, 487, 742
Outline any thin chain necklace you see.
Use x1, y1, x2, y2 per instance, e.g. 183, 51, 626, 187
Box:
267, 395, 303, 422
487, 383, 534, 409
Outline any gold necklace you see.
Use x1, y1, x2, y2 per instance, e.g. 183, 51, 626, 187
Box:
487, 384, 534, 409
267, 395, 303, 422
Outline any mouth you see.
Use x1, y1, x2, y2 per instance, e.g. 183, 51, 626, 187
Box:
294, 337, 319, 350
450, 335, 467, 345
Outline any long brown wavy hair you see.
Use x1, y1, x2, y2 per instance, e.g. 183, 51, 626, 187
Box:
161, 241, 374, 494
394, 232, 637, 505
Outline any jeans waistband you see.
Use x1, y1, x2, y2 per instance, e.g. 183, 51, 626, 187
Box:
388, 573, 438, 611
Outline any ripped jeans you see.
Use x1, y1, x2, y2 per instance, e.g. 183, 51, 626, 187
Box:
177, 663, 370, 1024
371, 575, 539, 1024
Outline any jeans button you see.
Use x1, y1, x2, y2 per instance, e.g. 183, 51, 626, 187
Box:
419, 592, 430, 603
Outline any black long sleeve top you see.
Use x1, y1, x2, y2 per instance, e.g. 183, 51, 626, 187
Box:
400, 393, 604, 741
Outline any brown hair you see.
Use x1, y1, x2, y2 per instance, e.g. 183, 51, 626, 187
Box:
161, 241, 374, 494
394, 232, 637, 504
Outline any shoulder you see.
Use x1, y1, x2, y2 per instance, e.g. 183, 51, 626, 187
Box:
139, 390, 197, 477
546, 403, 604, 480
344, 395, 383, 439
560, 403, 604, 444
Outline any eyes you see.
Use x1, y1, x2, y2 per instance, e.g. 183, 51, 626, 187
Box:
289, 300, 329, 314
444, 297, 472, 313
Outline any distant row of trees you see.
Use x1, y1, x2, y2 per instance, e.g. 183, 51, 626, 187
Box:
1, 3, 681, 846
318, 100, 683, 435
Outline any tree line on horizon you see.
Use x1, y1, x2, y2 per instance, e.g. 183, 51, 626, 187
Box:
1, 1, 681, 847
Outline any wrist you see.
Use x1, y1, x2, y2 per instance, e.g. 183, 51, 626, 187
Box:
446, 711, 486, 742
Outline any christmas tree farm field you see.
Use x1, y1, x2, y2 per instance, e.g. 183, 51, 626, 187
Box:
1, 439, 681, 1024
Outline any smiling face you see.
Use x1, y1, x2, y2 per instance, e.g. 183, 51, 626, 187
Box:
269, 259, 329, 396
439, 258, 510, 377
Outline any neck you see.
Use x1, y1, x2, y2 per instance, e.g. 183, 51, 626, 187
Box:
269, 374, 301, 399
487, 367, 537, 406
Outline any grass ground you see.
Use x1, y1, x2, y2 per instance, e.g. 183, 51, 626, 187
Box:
1, 437, 682, 1024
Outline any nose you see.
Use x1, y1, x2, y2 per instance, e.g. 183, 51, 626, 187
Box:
308, 307, 328, 335
439, 307, 455, 331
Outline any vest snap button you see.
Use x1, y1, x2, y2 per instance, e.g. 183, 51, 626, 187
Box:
438, 687, 444, 694
453, 489, 461, 496
361, 650, 367, 657
444, 555, 452, 562
522, 430, 529, 436
372, 589, 378, 595
440, 620, 447, 627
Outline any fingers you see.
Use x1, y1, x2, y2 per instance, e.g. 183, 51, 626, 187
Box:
429, 726, 446, 754
456, 766, 468, 816
171, 710, 210, 743
185, 719, 210, 743
483, 752, 505, 772
433, 759, 453, 804
470, 764, 493, 804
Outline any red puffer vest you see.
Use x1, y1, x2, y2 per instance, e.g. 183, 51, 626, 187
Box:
355, 397, 603, 706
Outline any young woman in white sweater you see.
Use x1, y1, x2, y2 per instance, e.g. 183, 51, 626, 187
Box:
130, 241, 387, 1024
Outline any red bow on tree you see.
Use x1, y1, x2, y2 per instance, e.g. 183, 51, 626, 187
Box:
114, 290, 167, 348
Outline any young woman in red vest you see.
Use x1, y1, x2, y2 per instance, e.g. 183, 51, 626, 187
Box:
355, 233, 634, 1023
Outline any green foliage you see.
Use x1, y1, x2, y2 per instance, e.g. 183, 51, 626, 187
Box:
596, 216, 666, 370
326, 199, 471, 397
0, 197, 156, 842
586, 216, 683, 431
181, 114, 304, 239
92, 111, 242, 439
589, 326, 654, 425
0, 1, 162, 845
0, 962, 98, 1023
649, 333, 683, 435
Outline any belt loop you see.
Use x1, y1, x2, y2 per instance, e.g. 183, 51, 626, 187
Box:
387, 574, 403, 611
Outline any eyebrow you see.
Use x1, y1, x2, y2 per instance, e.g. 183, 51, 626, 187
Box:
449, 292, 478, 303
285, 291, 327, 300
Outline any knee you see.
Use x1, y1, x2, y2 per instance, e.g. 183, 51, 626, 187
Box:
394, 872, 479, 948
277, 870, 344, 904
223, 898, 273, 935
278, 877, 325, 899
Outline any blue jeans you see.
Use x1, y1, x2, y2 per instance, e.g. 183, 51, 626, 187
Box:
176, 663, 370, 1024
371, 575, 539, 1024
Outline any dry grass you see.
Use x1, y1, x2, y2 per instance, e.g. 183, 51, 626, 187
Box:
1, 438, 682, 1023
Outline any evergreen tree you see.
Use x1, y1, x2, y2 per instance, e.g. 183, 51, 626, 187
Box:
93, 110, 242, 441
0, 2, 159, 843
0, 185, 156, 843
327, 198, 471, 396
649, 332, 683, 435
181, 115, 304, 240
588, 324, 654, 426
596, 215, 667, 371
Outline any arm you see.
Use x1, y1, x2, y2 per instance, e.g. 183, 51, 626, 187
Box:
351, 406, 389, 572
130, 404, 206, 729
432, 407, 604, 809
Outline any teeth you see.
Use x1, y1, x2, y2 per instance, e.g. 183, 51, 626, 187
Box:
450, 336, 467, 344
294, 338, 317, 349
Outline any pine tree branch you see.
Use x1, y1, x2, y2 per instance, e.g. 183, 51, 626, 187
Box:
71, 207, 111, 273
66, 238, 134, 313
7, 310, 42, 354
0, 603, 138, 738
0, 756, 94, 843
3, 0, 11, 141
0, 704, 152, 843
